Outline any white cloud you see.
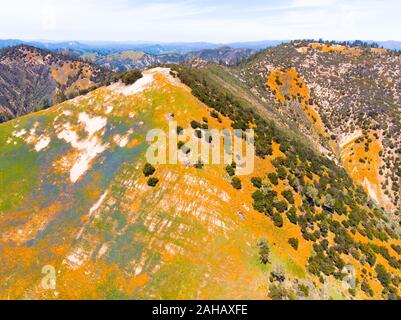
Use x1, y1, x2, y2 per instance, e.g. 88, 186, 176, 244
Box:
41, 5, 57, 31
0, 0, 400, 42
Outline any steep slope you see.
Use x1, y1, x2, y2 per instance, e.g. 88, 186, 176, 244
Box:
1, 67, 401, 300
236, 41, 401, 215
184, 47, 256, 66
0, 45, 114, 122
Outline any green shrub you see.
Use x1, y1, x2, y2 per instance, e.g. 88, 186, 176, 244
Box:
190, 120, 201, 129
270, 270, 286, 283
359, 243, 377, 267
274, 200, 288, 213
305, 185, 319, 204
268, 173, 279, 186
288, 238, 299, 250
121, 69, 143, 85
286, 206, 298, 224
298, 284, 309, 297
201, 123, 209, 130
147, 177, 159, 187
177, 126, 184, 135
210, 110, 219, 118
282, 190, 295, 204
277, 166, 287, 180
391, 244, 401, 255
194, 129, 202, 139
375, 264, 391, 288
273, 213, 284, 228
361, 281, 374, 297
194, 160, 204, 169
251, 177, 263, 188
268, 284, 291, 300
258, 238, 270, 264
178, 141, 185, 149
321, 194, 335, 211
231, 177, 242, 190
308, 252, 336, 277
143, 163, 156, 177
225, 163, 236, 176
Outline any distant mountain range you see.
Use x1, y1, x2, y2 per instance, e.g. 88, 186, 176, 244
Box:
2, 39, 399, 74
77, 46, 257, 72
1, 39, 401, 55
0, 39, 285, 55
0, 40, 261, 72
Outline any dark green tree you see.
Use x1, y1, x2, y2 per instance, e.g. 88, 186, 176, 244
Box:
121, 69, 143, 85
143, 163, 156, 177
147, 177, 159, 187
231, 177, 242, 190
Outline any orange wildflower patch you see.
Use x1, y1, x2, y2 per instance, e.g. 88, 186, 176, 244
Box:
266, 68, 328, 138
340, 131, 391, 210
309, 43, 362, 56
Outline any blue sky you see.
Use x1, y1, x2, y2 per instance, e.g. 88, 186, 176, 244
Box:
1, 0, 400, 42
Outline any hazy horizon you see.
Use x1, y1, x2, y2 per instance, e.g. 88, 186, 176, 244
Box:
2, 39, 400, 46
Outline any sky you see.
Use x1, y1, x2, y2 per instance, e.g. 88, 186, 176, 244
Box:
0, 0, 400, 43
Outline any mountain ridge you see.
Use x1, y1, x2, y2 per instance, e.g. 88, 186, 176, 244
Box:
67, 47, 257, 72
232, 40, 401, 215
0, 40, 401, 300
1, 66, 401, 299
1, 39, 401, 54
